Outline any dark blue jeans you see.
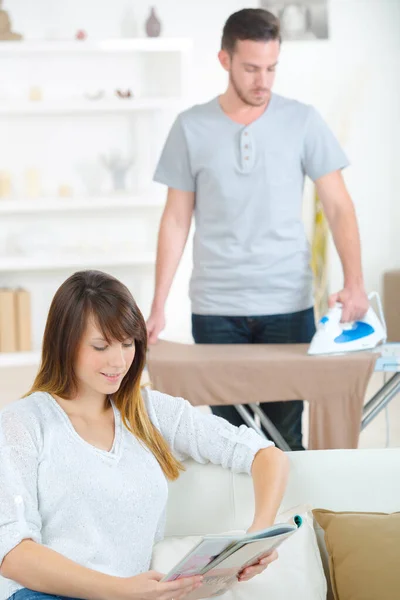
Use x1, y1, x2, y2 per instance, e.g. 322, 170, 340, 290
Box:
9, 591, 80, 600
192, 307, 316, 451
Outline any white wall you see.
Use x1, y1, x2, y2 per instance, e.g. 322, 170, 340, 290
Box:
5, 0, 400, 342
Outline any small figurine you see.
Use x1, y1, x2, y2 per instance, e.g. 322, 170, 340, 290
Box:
29, 86, 43, 101
115, 89, 133, 99
58, 184, 73, 197
0, 170, 11, 198
75, 29, 87, 41
25, 168, 41, 199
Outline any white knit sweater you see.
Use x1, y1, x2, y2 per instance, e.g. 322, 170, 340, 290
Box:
0, 389, 272, 600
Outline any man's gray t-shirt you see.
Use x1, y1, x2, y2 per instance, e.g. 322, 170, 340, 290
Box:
153, 94, 349, 316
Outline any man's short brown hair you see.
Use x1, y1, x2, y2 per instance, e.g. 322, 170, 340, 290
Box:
221, 8, 281, 54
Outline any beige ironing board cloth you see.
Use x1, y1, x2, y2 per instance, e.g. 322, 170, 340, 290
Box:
147, 340, 377, 450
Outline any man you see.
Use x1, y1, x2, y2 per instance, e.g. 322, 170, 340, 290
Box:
147, 8, 368, 450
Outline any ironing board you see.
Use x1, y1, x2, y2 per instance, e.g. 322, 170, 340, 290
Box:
146, 341, 380, 451
361, 343, 400, 431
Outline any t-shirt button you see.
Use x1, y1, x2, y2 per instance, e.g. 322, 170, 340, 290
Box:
244, 131, 248, 136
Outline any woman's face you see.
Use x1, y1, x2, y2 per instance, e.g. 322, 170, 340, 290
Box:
74, 318, 136, 400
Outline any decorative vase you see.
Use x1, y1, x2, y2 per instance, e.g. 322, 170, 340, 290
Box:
0, 5, 23, 40
145, 7, 161, 38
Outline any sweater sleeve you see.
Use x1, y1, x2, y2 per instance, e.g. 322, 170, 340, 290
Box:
144, 389, 274, 475
0, 410, 42, 566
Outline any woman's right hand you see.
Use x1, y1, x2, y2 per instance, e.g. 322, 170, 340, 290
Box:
115, 570, 203, 600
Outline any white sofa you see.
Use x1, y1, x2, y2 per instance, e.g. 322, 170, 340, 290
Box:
162, 448, 400, 600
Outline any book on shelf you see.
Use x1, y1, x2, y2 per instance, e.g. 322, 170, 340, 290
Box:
0, 288, 32, 353
0, 288, 17, 352
14, 288, 32, 352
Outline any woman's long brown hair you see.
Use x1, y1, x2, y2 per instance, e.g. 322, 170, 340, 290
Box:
27, 270, 184, 480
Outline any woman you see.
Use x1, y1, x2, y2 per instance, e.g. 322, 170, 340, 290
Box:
0, 270, 289, 600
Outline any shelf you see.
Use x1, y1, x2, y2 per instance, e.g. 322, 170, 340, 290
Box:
0, 253, 156, 272
0, 38, 193, 55
0, 354, 153, 371
0, 195, 165, 214
0, 351, 41, 368
0, 97, 183, 115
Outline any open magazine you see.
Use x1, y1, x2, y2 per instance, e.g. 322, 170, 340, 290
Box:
161, 515, 302, 599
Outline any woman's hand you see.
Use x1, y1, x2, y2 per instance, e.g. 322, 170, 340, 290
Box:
237, 549, 278, 583
115, 570, 203, 600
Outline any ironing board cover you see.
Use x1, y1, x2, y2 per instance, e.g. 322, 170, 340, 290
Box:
147, 341, 377, 450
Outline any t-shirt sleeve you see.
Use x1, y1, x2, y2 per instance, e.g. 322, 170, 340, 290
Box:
0, 411, 42, 566
153, 115, 196, 192
302, 106, 350, 181
145, 389, 274, 475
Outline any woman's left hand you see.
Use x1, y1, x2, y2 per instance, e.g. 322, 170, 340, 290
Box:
237, 549, 278, 582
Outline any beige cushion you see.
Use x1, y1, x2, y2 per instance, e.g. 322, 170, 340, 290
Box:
313, 509, 400, 600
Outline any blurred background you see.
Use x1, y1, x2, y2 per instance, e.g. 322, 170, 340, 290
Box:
0, 1, 399, 444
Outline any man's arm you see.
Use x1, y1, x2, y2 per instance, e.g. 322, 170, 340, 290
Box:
315, 170, 369, 322
147, 187, 195, 343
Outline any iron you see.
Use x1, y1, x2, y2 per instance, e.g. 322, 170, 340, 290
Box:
308, 292, 387, 355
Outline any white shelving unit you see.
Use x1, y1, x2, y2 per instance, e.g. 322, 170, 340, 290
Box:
0, 252, 156, 273
0, 38, 192, 363
0, 193, 164, 214
0, 97, 184, 115
0, 38, 193, 54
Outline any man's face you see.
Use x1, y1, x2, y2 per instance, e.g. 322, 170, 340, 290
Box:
219, 39, 280, 107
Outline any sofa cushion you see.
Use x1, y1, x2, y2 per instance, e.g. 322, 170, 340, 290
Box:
313, 509, 400, 600
152, 506, 327, 600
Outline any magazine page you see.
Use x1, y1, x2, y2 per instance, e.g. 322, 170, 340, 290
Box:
161, 536, 241, 581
